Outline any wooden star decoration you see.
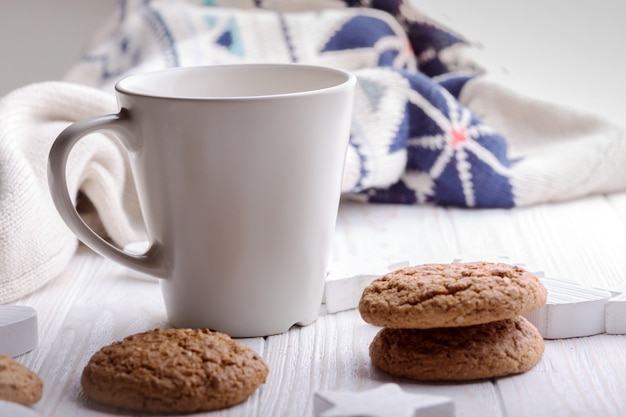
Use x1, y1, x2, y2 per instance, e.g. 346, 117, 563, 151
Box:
0, 305, 38, 357
313, 383, 455, 417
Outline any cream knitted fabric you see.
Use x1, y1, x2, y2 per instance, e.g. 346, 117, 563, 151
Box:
0, 82, 144, 302
459, 76, 626, 205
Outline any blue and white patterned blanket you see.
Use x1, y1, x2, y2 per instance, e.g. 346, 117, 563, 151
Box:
65, 0, 626, 208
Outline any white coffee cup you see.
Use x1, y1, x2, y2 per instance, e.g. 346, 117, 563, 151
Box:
48, 64, 356, 337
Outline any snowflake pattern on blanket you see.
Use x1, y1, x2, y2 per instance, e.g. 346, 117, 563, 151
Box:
332, 1, 514, 207
71, 0, 515, 208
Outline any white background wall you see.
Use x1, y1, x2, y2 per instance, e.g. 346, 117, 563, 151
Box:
417, 0, 626, 128
0, 0, 624, 128
0, 0, 117, 96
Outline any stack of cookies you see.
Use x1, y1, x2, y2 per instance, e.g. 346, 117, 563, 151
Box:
358, 262, 547, 381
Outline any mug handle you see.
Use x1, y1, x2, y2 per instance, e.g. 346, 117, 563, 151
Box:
47, 110, 168, 278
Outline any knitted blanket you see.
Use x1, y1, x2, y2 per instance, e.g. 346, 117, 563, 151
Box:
1, 0, 625, 302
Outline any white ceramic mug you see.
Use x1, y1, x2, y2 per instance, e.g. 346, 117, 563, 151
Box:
48, 64, 356, 337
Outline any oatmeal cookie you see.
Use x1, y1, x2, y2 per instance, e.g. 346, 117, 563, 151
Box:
81, 328, 268, 413
359, 262, 547, 328
369, 316, 544, 381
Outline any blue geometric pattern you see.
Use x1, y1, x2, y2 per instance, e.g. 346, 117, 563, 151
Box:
322, 15, 397, 52
364, 70, 514, 207
207, 15, 245, 57
402, 71, 514, 207
341, 0, 467, 76
334, 1, 515, 207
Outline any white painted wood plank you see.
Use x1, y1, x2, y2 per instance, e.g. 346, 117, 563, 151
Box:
497, 336, 626, 417
332, 202, 461, 266
447, 196, 626, 289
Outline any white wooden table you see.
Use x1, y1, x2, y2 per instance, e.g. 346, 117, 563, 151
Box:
12, 193, 626, 417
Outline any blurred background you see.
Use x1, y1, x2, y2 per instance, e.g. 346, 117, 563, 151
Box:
0, 0, 116, 96
1, 0, 624, 127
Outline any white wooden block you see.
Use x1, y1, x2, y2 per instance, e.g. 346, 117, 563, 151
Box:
523, 278, 612, 339
603, 285, 626, 297
324, 258, 409, 314
452, 254, 519, 264
314, 383, 455, 417
0, 401, 40, 417
0, 305, 38, 357
605, 292, 626, 335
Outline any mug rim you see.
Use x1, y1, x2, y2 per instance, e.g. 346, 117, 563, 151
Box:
115, 63, 356, 101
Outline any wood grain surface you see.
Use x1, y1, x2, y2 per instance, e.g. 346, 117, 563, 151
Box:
13, 192, 626, 417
